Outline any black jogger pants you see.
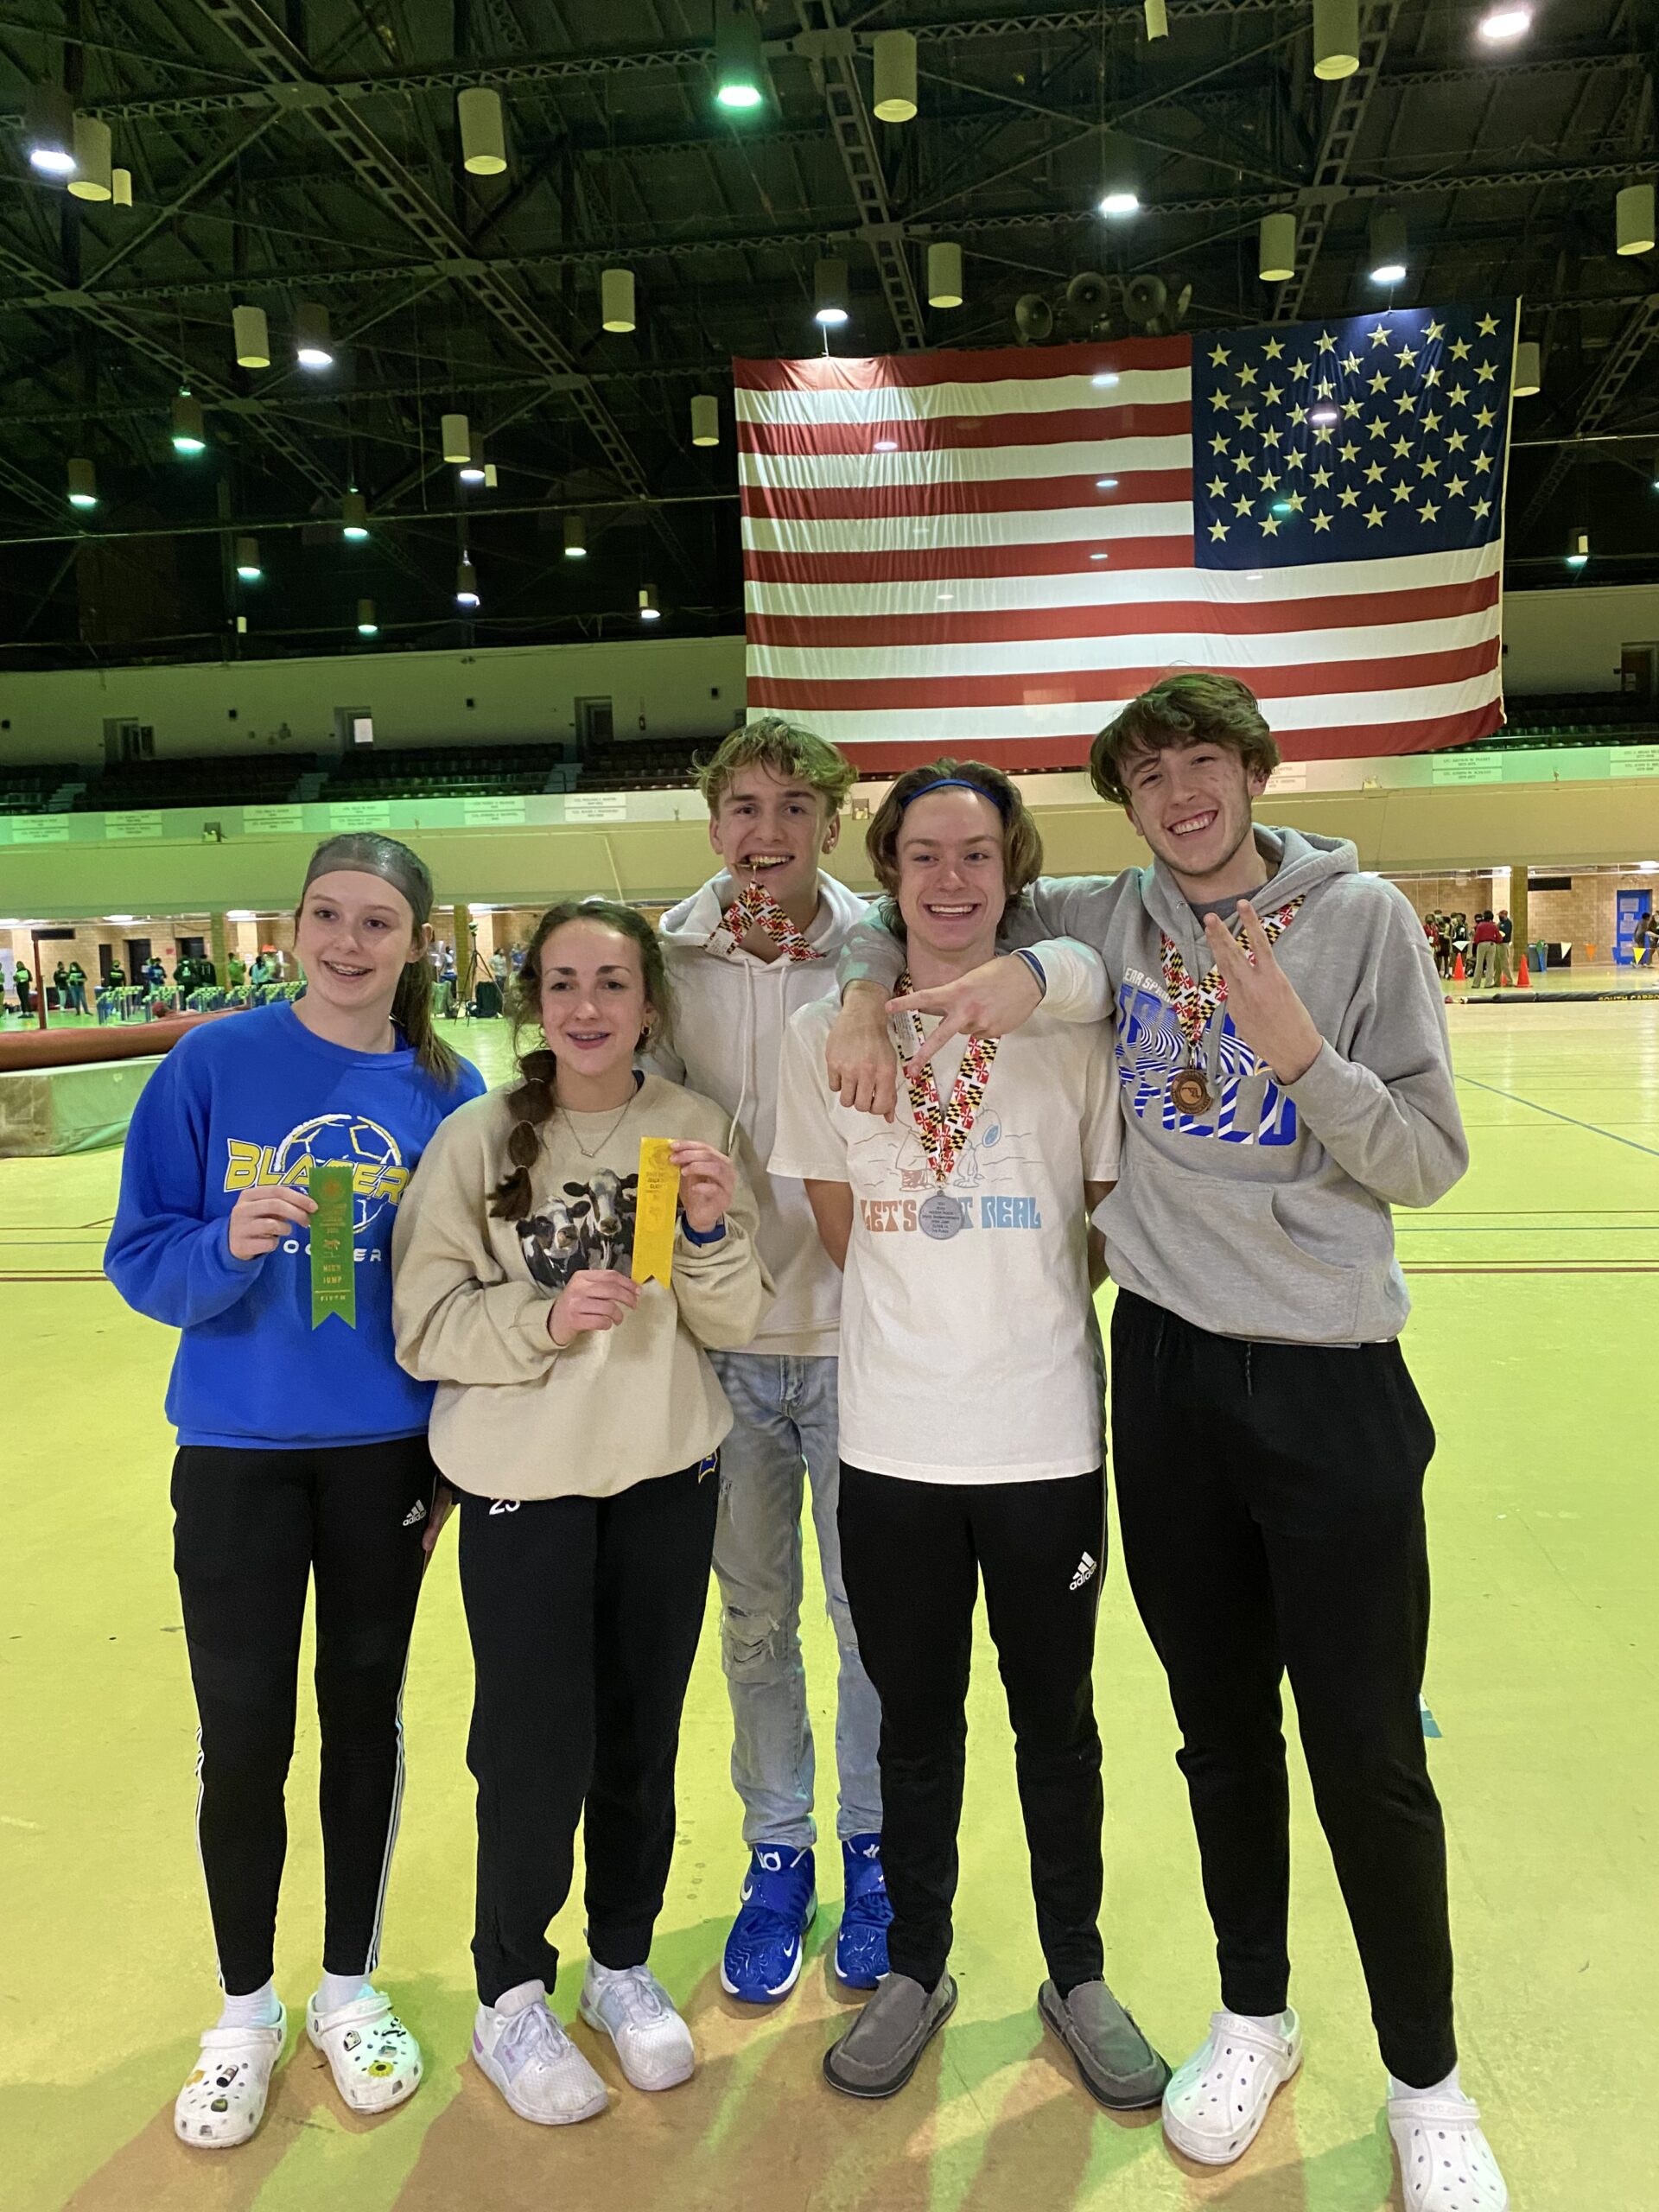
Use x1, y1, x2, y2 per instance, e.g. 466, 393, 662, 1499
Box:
837, 1459, 1109, 1996
1109, 1287, 1455, 2088
171, 1435, 438, 1995
456, 1459, 719, 2006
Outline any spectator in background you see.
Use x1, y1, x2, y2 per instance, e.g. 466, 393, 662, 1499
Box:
1451, 913, 1471, 976
249, 950, 272, 991
143, 955, 168, 995
1471, 912, 1502, 990
66, 960, 88, 1015
53, 961, 70, 1014
106, 959, 126, 992
228, 951, 247, 988
1496, 910, 1516, 985
14, 960, 33, 1018
491, 947, 509, 992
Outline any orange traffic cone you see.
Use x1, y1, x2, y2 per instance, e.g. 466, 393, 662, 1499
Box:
1518, 955, 1531, 988
1452, 950, 1465, 983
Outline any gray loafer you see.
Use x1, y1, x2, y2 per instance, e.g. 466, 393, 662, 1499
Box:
1039, 1978, 1171, 2110
823, 1974, 957, 2099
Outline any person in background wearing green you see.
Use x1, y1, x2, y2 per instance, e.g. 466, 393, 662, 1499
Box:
106, 960, 126, 992
13, 961, 32, 1018
66, 960, 88, 1015
228, 952, 248, 988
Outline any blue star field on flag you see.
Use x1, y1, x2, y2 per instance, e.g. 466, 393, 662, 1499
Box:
1191, 300, 1516, 571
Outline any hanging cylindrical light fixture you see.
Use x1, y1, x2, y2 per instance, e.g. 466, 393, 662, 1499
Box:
232, 303, 270, 369
1313, 0, 1360, 80
713, 0, 766, 111
170, 392, 207, 455
67, 115, 112, 201
1566, 527, 1589, 569
639, 586, 661, 622
926, 242, 963, 308
356, 598, 379, 637
1513, 340, 1541, 397
111, 167, 133, 208
440, 411, 471, 465
601, 267, 637, 333
459, 433, 486, 485
293, 302, 334, 368
1144, 0, 1169, 36
457, 86, 507, 175
690, 393, 720, 447
1616, 181, 1656, 257
872, 30, 918, 123
235, 536, 263, 581
341, 491, 370, 541
456, 556, 480, 607
814, 258, 849, 327
67, 458, 99, 511
24, 85, 76, 176
483, 461, 499, 489
1368, 209, 1408, 283
563, 515, 588, 559
1258, 210, 1297, 283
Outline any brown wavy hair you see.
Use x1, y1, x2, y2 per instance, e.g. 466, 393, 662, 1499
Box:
696, 714, 857, 815
1090, 671, 1280, 808
297, 831, 461, 1086
489, 899, 673, 1224
863, 758, 1043, 934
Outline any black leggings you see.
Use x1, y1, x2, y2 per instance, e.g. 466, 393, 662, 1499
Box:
837, 1460, 1109, 1995
1110, 1288, 1454, 2088
171, 1436, 437, 1995
457, 1459, 720, 2006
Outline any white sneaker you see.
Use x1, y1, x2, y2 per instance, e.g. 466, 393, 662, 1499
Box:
174, 2007, 287, 2149
306, 1986, 422, 2114
578, 1961, 696, 2092
1389, 2088, 1509, 2210
1161, 2007, 1302, 2166
472, 1995, 609, 2126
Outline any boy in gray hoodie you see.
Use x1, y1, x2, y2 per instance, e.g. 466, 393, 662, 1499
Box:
829, 673, 1505, 2212
653, 717, 889, 2005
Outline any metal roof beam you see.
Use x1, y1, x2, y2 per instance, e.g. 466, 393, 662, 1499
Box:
1519, 292, 1659, 530
1271, 0, 1402, 324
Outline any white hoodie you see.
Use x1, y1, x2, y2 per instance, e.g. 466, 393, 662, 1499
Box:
653, 870, 869, 1357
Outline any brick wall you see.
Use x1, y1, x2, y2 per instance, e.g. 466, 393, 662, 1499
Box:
1388, 871, 1657, 963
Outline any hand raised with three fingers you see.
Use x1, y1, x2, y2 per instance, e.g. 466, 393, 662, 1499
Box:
1201, 899, 1324, 1084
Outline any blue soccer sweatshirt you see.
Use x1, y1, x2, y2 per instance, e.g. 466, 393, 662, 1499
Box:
105, 1001, 486, 1448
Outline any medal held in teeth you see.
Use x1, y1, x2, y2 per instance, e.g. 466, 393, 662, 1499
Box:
1160, 899, 1303, 1118
893, 970, 999, 1240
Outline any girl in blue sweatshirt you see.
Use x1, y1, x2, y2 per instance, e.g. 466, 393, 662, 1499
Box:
105, 833, 484, 2151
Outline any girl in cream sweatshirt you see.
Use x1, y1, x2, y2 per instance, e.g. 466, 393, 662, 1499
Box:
392, 899, 767, 2128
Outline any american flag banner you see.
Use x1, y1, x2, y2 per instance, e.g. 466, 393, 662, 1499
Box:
735, 300, 1516, 771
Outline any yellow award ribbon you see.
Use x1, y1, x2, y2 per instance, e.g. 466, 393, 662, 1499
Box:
630, 1136, 680, 1287
308, 1159, 357, 1329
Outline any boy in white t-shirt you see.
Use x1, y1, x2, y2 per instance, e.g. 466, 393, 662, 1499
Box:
772, 760, 1168, 2108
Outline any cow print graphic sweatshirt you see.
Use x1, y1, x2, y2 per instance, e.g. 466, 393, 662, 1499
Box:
391, 1073, 771, 1501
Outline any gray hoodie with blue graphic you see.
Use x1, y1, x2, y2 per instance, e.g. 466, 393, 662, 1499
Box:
839, 827, 1465, 1345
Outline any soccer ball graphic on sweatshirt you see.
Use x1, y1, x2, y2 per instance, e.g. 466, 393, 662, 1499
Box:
272, 1113, 404, 1235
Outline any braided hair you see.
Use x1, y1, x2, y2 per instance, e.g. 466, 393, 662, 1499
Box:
489, 899, 673, 1223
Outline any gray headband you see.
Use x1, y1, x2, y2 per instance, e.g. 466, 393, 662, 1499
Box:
301, 832, 433, 925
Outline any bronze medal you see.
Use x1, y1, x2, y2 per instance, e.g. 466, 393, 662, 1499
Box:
1170, 1065, 1216, 1116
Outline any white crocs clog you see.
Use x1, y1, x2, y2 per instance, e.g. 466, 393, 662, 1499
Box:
1389, 2088, 1510, 2210
174, 2007, 287, 2149
1161, 2007, 1302, 2166
306, 1986, 423, 2114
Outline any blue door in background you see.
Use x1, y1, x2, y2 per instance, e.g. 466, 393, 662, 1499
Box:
1615, 889, 1651, 965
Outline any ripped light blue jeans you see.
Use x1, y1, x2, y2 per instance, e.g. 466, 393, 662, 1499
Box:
706, 1352, 882, 1850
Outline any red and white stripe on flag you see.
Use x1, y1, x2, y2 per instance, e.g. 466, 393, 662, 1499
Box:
735, 328, 1508, 772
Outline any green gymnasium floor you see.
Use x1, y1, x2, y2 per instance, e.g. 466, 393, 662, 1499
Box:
3, 1001, 1655, 2212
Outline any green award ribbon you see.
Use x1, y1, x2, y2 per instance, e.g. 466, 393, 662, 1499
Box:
308, 1160, 358, 1330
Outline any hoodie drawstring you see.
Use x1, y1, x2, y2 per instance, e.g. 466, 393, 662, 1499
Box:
727, 959, 756, 1156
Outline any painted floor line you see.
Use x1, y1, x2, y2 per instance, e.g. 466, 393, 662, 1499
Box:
1403, 1262, 1659, 1275
1455, 1074, 1659, 1160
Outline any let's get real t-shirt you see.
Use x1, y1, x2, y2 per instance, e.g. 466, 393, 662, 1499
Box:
772, 995, 1120, 1484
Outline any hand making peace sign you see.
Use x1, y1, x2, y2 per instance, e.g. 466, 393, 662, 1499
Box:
1200, 899, 1325, 1086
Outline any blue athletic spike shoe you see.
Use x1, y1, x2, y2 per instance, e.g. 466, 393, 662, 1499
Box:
721, 1846, 817, 2003
835, 1834, 893, 1990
